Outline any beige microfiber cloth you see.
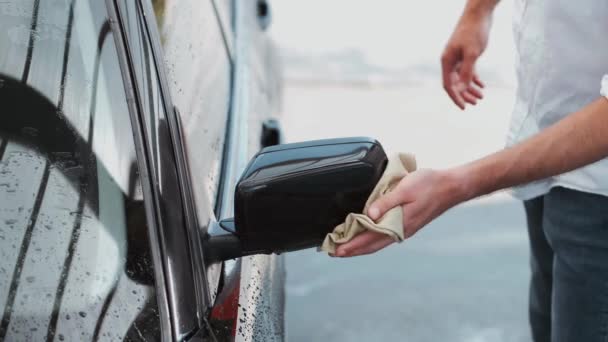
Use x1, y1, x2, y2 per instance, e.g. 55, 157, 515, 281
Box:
320, 153, 417, 254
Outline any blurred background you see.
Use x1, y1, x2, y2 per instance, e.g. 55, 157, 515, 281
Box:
269, 1, 531, 341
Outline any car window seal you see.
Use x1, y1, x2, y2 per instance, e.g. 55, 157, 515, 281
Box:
105, 0, 173, 340
136, 0, 212, 320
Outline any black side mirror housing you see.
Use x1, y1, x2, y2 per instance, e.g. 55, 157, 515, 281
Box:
205, 137, 387, 261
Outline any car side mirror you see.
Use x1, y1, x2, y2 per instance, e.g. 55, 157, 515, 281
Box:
204, 137, 388, 261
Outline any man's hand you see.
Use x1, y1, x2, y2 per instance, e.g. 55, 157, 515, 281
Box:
441, 4, 494, 109
334, 97, 608, 258
334, 169, 466, 257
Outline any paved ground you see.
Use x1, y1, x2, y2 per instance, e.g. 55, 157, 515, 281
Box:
285, 196, 530, 342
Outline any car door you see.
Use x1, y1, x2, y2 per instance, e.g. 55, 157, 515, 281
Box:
0, 0, 167, 340
110, 0, 211, 340
214, 1, 286, 341
147, 0, 232, 311
145, 0, 286, 340
117, 0, 285, 340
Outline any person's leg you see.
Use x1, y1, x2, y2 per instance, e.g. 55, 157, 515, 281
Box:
524, 196, 554, 342
543, 187, 608, 342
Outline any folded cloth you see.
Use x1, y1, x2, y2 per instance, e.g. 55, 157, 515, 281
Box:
320, 153, 417, 254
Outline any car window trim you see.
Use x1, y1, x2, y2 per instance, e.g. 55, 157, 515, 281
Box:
114, 0, 226, 338
135, 0, 212, 325
104, 1, 173, 341
138, 0, 217, 324
211, 0, 235, 61
137, 0, 221, 318
208, 0, 252, 313
215, 0, 249, 226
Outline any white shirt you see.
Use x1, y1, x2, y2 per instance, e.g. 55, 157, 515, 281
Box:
508, 0, 608, 200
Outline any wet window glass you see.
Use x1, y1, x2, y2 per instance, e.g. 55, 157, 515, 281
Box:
150, 0, 232, 222
0, 1, 161, 341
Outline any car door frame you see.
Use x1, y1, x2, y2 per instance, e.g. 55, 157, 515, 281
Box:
106, 0, 214, 340
110, 0, 285, 341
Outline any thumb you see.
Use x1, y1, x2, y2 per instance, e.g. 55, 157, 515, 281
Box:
459, 50, 478, 86
367, 190, 403, 221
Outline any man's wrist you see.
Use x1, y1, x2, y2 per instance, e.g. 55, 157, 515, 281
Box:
463, 0, 498, 21
441, 166, 477, 205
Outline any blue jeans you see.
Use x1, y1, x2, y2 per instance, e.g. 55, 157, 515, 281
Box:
524, 187, 608, 342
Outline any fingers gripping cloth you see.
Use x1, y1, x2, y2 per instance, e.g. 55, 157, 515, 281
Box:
320, 153, 417, 254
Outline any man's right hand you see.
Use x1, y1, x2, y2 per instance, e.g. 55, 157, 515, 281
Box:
441, 5, 494, 109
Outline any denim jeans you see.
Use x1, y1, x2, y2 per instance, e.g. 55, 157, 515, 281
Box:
524, 187, 608, 342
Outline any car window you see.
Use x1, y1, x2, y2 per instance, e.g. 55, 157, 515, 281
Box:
117, 0, 204, 334
151, 0, 233, 223
0, 1, 160, 341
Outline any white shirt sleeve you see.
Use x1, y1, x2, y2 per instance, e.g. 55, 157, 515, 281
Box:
602, 74, 608, 99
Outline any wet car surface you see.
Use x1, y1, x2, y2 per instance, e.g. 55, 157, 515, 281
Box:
0, 0, 284, 341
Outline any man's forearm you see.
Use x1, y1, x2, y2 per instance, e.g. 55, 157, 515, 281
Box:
451, 97, 608, 201
462, 0, 500, 19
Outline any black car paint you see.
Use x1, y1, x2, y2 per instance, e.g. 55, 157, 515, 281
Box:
105, 2, 176, 340
115, 0, 286, 341
208, 1, 286, 340
0, 0, 164, 339
110, 2, 205, 339
0, 0, 285, 340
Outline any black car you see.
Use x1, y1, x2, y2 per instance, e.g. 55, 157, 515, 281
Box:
0, 0, 286, 340
0, 0, 387, 341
